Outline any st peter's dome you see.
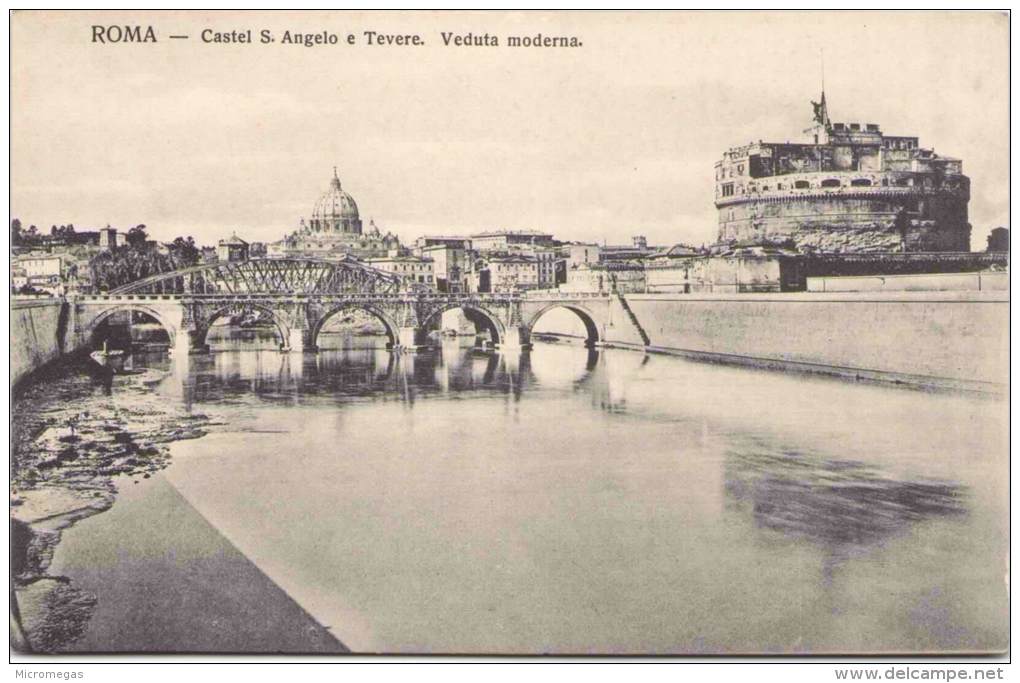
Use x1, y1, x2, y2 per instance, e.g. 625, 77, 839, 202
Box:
310, 168, 362, 234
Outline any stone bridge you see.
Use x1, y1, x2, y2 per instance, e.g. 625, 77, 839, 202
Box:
71, 257, 612, 355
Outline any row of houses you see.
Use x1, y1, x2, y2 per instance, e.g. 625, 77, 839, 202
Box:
218, 228, 756, 294
378, 231, 667, 293
11, 249, 99, 294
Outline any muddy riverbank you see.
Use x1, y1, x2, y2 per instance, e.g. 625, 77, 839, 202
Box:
11, 355, 211, 652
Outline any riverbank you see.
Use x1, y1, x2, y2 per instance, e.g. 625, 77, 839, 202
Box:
10, 357, 210, 652
12, 354, 350, 654
46, 471, 347, 653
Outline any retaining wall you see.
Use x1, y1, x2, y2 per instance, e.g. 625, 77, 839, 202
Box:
11, 298, 69, 387
605, 291, 1008, 390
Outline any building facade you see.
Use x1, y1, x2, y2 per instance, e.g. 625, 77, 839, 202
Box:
99, 227, 118, 251
364, 254, 434, 287
465, 255, 540, 293
13, 254, 64, 293
421, 243, 467, 292
714, 96, 971, 253
566, 243, 601, 269
217, 233, 249, 262
507, 244, 559, 289
561, 263, 646, 294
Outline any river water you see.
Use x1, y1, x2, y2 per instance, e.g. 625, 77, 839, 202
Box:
39, 337, 1008, 654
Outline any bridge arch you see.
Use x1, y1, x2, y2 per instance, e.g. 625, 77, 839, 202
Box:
526, 303, 601, 346
419, 303, 506, 345
310, 304, 400, 350
84, 304, 179, 349
197, 302, 291, 351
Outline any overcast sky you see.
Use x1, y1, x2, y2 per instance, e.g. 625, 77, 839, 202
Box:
11, 11, 1009, 250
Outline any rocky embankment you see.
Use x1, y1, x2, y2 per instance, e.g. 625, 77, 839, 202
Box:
11, 359, 212, 652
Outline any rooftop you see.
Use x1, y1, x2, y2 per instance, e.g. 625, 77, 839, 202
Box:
470, 230, 553, 238
219, 232, 248, 246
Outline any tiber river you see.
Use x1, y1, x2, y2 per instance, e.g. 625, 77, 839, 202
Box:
27, 327, 1009, 655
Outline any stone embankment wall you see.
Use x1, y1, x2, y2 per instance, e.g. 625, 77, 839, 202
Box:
807, 271, 1008, 293
11, 298, 71, 387
603, 291, 1008, 391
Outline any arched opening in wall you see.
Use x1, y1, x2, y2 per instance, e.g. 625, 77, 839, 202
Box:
851, 178, 872, 187
821, 178, 841, 188
421, 306, 502, 348
529, 305, 600, 347
314, 306, 397, 350
89, 308, 174, 376
794, 180, 810, 189
91, 308, 173, 352
202, 306, 286, 351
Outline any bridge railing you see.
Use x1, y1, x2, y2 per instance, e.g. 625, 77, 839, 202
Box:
71, 290, 609, 304
521, 290, 610, 300
72, 293, 184, 303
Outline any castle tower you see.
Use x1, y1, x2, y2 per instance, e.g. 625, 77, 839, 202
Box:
713, 97, 970, 253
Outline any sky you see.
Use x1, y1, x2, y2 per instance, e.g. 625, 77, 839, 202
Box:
10, 11, 1010, 251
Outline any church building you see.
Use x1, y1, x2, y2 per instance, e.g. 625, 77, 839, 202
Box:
268, 168, 405, 260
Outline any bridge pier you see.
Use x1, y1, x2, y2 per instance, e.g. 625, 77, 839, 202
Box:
496, 325, 532, 351
183, 329, 210, 354
171, 332, 191, 357
395, 326, 428, 353
281, 327, 316, 353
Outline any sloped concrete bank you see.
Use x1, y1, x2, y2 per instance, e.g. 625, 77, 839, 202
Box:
601, 291, 1008, 393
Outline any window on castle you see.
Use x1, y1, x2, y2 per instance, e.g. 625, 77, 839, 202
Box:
794, 180, 810, 189
821, 179, 841, 188
721, 183, 734, 197
851, 179, 872, 187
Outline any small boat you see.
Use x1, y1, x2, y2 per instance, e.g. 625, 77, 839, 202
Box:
89, 341, 127, 371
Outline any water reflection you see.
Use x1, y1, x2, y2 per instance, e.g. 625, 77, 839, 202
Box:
176, 343, 557, 409
51, 341, 1007, 652
725, 442, 966, 549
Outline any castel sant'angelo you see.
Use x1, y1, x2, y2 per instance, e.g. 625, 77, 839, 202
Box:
714, 92, 971, 253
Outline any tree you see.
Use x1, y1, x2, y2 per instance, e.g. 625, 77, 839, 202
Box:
126, 225, 149, 248
169, 236, 200, 267
10, 218, 21, 245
